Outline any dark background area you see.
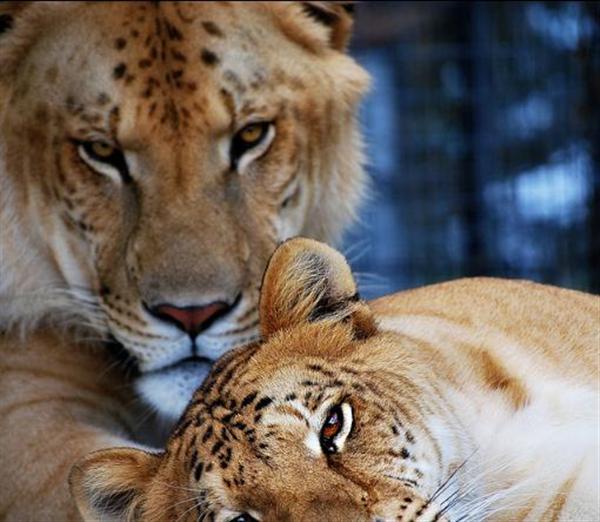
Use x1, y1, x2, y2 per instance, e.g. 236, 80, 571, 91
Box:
343, 1, 599, 298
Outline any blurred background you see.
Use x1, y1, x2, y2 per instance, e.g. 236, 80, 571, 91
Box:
343, 1, 599, 298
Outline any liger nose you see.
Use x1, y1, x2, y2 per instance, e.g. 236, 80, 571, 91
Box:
149, 301, 232, 337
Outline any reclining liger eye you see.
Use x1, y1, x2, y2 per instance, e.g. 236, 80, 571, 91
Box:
228, 514, 258, 522
320, 402, 353, 454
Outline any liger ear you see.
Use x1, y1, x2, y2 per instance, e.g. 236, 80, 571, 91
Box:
273, 1, 356, 53
69, 447, 161, 522
259, 237, 377, 339
300, 2, 355, 51
0, 2, 74, 84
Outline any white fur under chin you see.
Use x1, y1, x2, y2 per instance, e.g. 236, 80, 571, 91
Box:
135, 360, 213, 423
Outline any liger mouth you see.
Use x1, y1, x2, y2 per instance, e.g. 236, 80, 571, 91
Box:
104, 336, 214, 377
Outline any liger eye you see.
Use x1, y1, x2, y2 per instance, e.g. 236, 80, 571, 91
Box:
230, 121, 273, 169
229, 515, 258, 522
239, 123, 266, 144
78, 140, 130, 182
88, 141, 115, 159
322, 406, 343, 440
320, 402, 353, 455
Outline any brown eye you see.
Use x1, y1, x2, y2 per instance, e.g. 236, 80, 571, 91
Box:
320, 402, 353, 455
90, 141, 115, 158
322, 407, 343, 439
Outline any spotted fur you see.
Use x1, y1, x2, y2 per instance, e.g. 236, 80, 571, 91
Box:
71, 239, 599, 521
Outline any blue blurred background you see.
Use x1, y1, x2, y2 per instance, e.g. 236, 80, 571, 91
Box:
343, 1, 599, 298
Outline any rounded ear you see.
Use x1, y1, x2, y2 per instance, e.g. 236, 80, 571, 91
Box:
69, 447, 161, 522
272, 1, 356, 53
300, 1, 355, 51
0, 2, 75, 84
259, 237, 376, 339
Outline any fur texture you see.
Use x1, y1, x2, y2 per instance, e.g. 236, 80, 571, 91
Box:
71, 239, 599, 521
0, 1, 368, 418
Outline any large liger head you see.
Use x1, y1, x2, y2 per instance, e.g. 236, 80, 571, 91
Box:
70, 239, 448, 522
0, 2, 369, 417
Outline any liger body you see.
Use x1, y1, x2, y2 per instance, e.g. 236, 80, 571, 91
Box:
72, 239, 599, 522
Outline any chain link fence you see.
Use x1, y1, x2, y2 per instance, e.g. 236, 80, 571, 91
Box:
344, 1, 599, 298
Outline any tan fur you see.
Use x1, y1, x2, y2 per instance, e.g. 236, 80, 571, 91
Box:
71, 238, 600, 521
0, 2, 368, 519
0, 329, 137, 521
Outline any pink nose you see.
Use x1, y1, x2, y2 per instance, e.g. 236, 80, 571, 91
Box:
151, 302, 230, 336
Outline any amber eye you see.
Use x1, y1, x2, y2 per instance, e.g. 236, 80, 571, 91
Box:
89, 141, 115, 158
239, 123, 265, 144
77, 140, 131, 182
230, 121, 273, 169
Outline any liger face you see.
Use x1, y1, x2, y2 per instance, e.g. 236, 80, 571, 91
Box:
2, 2, 368, 418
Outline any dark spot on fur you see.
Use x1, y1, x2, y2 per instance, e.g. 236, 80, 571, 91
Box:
165, 21, 183, 41
193, 461, 204, 481
241, 391, 257, 408
171, 49, 187, 62
202, 425, 213, 443
254, 397, 273, 411
113, 63, 127, 79
201, 21, 223, 37
115, 37, 127, 50
210, 440, 224, 455
139, 58, 152, 68
201, 48, 219, 66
